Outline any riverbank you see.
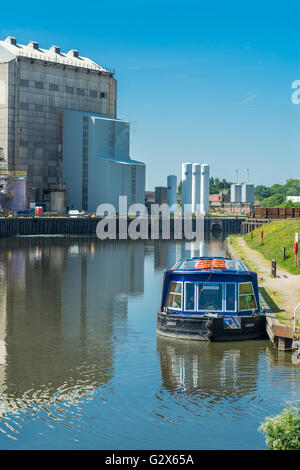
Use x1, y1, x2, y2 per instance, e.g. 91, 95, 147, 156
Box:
227, 222, 300, 327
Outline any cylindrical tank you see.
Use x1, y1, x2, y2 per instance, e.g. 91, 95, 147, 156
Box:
167, 174, 177, 213
200, 164, 209, 216
181, 162, 193, 215
230, 184, 241, 203
191, 163, 201, 215
50, 191, 67, 215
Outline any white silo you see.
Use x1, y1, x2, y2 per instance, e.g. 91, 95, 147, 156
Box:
192, 163, 201, 214
167, 174, 177, 213
200, 164, 210, 216
181, 162, 193, 215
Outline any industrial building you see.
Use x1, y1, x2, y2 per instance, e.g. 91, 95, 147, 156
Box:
63, 110, 145, 211
0, 35, 145, 212
230, 183, 254, 204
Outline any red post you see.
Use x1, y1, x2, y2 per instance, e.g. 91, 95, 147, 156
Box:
294, 241, 298, 266
260, 229, 263, 243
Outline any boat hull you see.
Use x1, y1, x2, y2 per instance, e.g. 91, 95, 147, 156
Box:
157, 311, 267, 342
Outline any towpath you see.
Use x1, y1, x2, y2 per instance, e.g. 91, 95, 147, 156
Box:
228, 236, 300, 317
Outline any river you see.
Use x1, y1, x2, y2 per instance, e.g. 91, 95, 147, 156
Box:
0, 234, 298, 450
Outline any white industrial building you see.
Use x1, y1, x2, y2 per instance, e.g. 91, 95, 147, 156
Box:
63, 110, 145, 211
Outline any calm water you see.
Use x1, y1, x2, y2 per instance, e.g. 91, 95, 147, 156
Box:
0, 234, 299, 450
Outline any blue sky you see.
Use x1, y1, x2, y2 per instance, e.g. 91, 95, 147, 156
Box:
1, 0, 300, 189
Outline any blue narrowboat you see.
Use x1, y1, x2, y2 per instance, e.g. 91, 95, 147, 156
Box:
157, 257, 267, 341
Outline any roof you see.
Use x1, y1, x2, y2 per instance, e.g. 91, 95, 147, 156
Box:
171, 257, 252, 273
0, 36, 113, 74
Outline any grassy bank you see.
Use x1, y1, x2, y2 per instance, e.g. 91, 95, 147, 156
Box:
243, 220, 300, 275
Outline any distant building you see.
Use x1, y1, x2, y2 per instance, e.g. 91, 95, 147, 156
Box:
230, 184, 241, 203
155, 187, 168, 205
241, 183, 255, 204
286, 196, 300, 203
0, 35, 145, 211
63, 110, 145, 211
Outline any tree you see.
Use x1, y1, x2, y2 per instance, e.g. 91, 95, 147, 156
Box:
258, 406, 300, 450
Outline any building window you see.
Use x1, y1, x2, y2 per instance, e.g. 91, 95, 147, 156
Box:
100, 92, 106, 98
66, 86, 74, 94
76, 88, 85, 96
35, 81, 44, 89
49, 83, 59, 91
20, 79, 29, 87
19, 102, 29, 110
89, 90, 97, 98
19, 141, 28, 147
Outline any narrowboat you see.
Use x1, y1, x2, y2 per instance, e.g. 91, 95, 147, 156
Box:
157, 257, 267, 341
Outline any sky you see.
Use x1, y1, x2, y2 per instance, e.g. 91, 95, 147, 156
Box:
1, 0, 300, 190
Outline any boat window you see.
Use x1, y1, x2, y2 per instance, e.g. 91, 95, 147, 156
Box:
198, 282, 223, 311
185, 282, 196, 311
238, 282, 257, 311
225, 283, 236, 312
166, 282, 182, 309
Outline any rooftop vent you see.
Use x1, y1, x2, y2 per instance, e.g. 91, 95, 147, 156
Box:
28, 41, 39, 50
68, 49, 79, 58
49, 45, 61, 54
5, 36, 17, 45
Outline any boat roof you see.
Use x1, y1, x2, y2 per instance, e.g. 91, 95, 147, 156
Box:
170, 257, 252, 274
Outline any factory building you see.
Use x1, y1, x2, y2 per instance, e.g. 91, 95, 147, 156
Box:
230, 184, 241, 203
0, 36, 145, 211
241, 183, 255, 204
63, 110, 145, 211
230, 183, 254, 204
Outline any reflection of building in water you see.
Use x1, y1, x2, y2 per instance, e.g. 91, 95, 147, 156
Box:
157, 336, 260, 399
0, 238, 144, 414
154, 236, 226, 273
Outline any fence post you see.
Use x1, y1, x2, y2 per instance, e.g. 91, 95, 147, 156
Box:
271, 259, 276, 277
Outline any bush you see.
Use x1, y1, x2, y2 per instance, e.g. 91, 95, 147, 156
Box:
258, 406, 300, 450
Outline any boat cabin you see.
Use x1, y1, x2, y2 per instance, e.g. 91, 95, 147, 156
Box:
161, 257, 260, 316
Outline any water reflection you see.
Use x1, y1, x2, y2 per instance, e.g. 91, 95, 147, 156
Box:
157, 336, 261, 399
0, 237, 146, 431
0, 235, 297, 448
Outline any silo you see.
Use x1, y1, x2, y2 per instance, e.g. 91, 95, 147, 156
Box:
181, 162, 193, 215
230, 184, 241, 203
167, 175, 177, 213
192, 163, 201, 214
241, 183, 255, 203
200, 164, 209, 216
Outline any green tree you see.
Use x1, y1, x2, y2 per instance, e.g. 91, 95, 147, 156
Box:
258, 406, 300, 450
